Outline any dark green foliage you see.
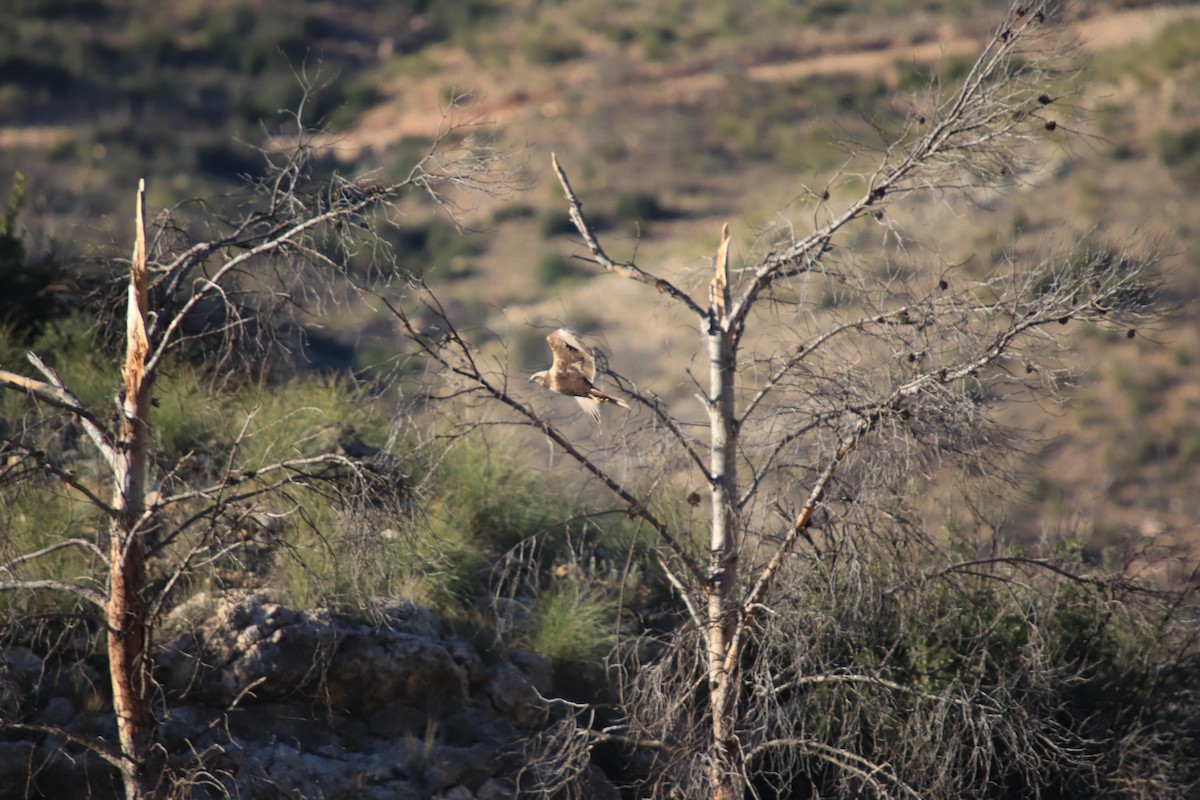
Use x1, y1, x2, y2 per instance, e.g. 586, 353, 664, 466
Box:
895, 54, 976, 92
0, 0, 473, 227
0, 173, 77, 335
535, 253, 589, 286
491, 202, 536, 224
1157, 126, 1200, 178
540, 212, 579, 239
613, 190, 669, 223
0, 173, 27, 279
194, 138, 263, 179
388, 218, 479, 278
638, 25, 676, 61
523, 33, 585, 65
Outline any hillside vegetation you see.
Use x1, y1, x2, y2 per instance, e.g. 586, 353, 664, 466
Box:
3, 2, 1200, 797
10, 0, 1199, 564
3, 0, 1200, 629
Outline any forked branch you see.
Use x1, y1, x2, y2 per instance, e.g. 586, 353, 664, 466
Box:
551, 154, 705, 318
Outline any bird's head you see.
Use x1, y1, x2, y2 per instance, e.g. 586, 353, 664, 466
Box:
529, 371, 548, 386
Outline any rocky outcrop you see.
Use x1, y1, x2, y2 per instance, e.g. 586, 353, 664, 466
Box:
0, 592, 603, 800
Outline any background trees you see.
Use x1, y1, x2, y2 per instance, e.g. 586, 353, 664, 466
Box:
389, 3, 1195, 798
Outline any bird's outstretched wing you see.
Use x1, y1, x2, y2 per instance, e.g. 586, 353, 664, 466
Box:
547, 328, 596, 383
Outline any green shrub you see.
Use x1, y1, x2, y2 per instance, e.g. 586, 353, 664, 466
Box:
522, 28, 583, 65
613, 190, 669, 222
153, 364, 227, 461
532, 581, 617, 665
0, 489, 105, 616
1094, 19, 1200, 82
491, 203, 536, 224
638, 25, 676, 61
388, 218, 478, 278
535, 253, 588, 286
230, 375, 387, 470
1157, 126, 1200, 177
745, 543, 1200, 798
540, 211, 578, 239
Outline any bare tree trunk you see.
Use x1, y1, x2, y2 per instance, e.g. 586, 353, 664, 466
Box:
706, 226, 742, 800
108, 179, 153, 800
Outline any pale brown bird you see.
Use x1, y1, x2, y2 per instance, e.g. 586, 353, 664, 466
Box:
529, 328, 630, 425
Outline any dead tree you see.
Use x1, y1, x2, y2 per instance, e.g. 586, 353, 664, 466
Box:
0, 115, 505, 798
390, 3, 1173, 798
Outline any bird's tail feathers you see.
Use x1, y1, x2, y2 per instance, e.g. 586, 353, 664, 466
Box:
590, 389, 630, 410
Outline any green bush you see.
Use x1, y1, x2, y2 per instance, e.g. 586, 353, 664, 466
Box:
539, 212, 578, 239
638, 25, 676, 61
535, 253, 588, 286
532, 581, 617, 665
613, 190, 669, 222
522, 27, 583, 65
1094, 19, 1200, 82
491, 203, 536, 224
0, 490, 105, 615
388, 218, 479, 278
1157, 126, 1200, 177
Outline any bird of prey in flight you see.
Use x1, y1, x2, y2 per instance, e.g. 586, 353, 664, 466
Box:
529, 328, 630, 425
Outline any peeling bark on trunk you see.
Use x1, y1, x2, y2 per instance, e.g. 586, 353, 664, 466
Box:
706, 225, 742, 800
108, 180, 153, 800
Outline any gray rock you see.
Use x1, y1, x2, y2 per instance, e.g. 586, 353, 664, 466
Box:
578, 764, 622, 800
484, 662, 548, 729
4, 594, 600, 799
506, 649, 554, 694
0, 647, 43, 716
159, 703, 222, 750
475, 777, 517, 800
425, 743, 497, 792
367, 703, 430, 739
380, 598, 443, 637
440, 706, 515, 748
1, 646, 43, 680
164, 593, 340, 702
328, 630, 467, 715
225, 703, 340, 750
445, 638, 486, 689
37, 696, 75, 726
0, 741, 36, 791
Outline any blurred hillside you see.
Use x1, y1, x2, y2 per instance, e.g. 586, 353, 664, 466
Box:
4, 0, 1200, 575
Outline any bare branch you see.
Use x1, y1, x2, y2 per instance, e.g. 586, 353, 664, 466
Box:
551, 153, 706, 318
1, 442, 118, 516
657, 553, 702, 627
0, 578, 107, 609
1, 722, 129, 771
0, 360, 115, 466
738, 420, 866, 644
750, 737, 923, 800
1, 538, 108, 571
